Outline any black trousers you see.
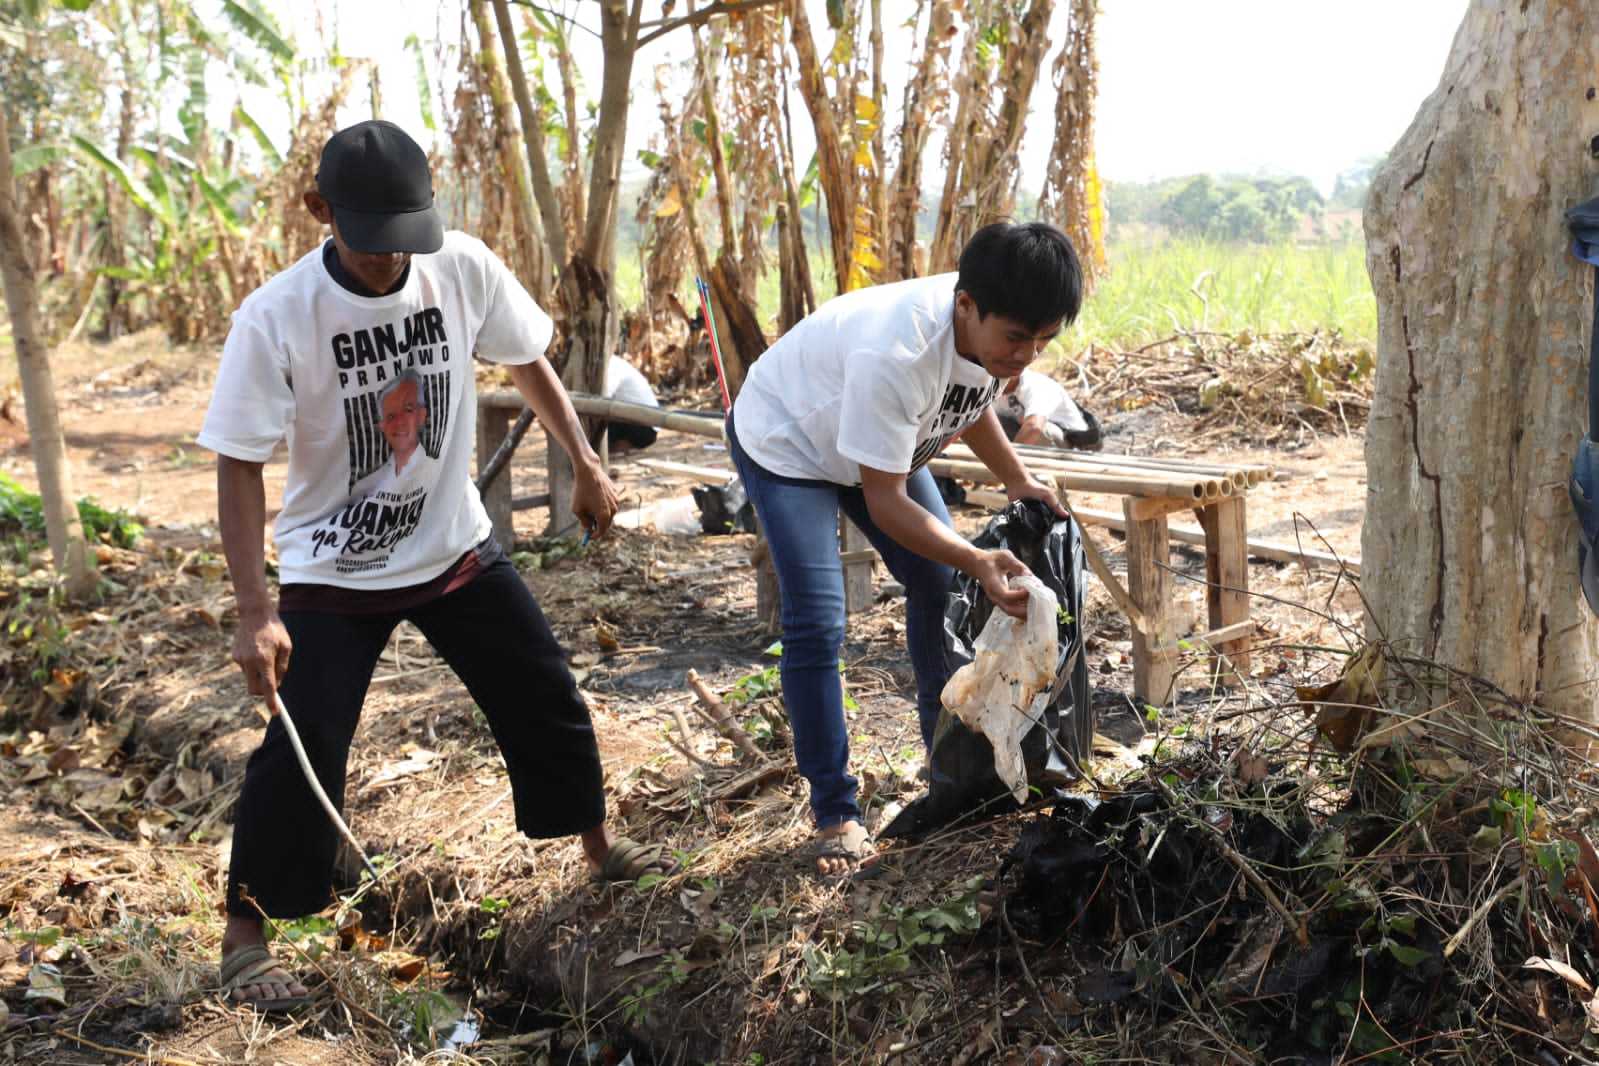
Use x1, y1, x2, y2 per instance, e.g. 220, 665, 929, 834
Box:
225, 558, 605, 918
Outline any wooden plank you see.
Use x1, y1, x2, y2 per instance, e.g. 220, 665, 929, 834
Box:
1197, 497, 1252, 681
1195, 619, 1255, 646
965, 490, 1360, 575
635, 458, 732, 484
1126, 494, 1205, 521
1123, 497, 1177, 706
841, 515, 873, 614
1054, 483, 1149, 636
752, 530, 781, 635
477, 403, 515, 551
483, 390, 727, 438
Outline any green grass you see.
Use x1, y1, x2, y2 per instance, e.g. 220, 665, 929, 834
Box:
612, 234, 1376, 359
0, 471, 143, 550
1058, 236, 1376, 355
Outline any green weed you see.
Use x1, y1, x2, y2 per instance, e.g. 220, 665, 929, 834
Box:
0, 471, 143, 549
801, 881, 985, 999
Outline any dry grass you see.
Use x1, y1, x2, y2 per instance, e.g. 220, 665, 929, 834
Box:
0, 389, 1590, 1063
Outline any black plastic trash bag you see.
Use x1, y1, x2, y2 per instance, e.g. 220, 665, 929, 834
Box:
691, 478, 757, 535
880, 499, 1093, 838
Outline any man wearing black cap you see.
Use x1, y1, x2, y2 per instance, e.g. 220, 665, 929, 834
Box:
198, 120, 671, 1011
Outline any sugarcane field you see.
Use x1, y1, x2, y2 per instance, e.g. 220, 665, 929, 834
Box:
4, 1, 1599, 1063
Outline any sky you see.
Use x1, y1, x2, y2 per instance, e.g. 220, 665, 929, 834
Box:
236, 0, 1470, 196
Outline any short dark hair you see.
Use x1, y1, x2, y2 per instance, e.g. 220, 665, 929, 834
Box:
955, 221, 1083, 331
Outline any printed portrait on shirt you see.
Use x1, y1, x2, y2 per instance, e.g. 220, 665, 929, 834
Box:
335, 310, 453, 491
309, 311, 457, 575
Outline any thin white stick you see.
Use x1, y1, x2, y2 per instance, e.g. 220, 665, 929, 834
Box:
272, 691, 378, 880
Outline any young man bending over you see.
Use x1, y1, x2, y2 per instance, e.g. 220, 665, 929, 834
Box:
727, 222, 1082, 876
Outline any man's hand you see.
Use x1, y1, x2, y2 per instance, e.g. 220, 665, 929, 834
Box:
232, 611, 292, 701
1006, 473, 1067, 518
972, 547, 1032, 619
1013, 415, 1051, 446
572, 460, 621, 538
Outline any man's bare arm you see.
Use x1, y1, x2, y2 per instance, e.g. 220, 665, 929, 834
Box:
858, 465, 1031, 618
218, 455, 291, 699
507, 358, 620, 536
960, 407, 1065, 517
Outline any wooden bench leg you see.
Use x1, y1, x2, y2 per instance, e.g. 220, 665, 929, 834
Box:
1123, 498, 1176, 706
841, 515, 873, 615
1196, 497, 1252, 682
477, 403, 514, 552
753, 529, 782, 636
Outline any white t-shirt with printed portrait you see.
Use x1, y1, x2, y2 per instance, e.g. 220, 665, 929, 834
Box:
731, 273, 1000, 485
996, 368, 1090, 434
197, 231, 553, 589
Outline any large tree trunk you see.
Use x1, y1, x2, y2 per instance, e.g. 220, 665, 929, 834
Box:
929, 0, 1052, 270
544, 0, 639, 538
0, 109, 94, 597
492, 0, 567, 275
469, 0, 549, 298
886, 1, 956, 281
788, 0, 855, 292
1362, 0, 1599, 726
1037, 0, 1106, 285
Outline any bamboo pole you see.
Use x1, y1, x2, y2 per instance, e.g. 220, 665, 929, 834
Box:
1004, 440, 1274, 484
939, 452, 1223, 499
952, 442, 1267, 489
482, 390, 726, 438
928, 457, 1205, 500
482, 391, 1272, 491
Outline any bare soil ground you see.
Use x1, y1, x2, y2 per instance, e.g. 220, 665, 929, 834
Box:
0, 337, 1377, 1065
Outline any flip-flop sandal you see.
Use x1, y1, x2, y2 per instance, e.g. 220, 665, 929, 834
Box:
220, 944, 311, 1013
810, 822, 882, 881
596, 837, 676, 883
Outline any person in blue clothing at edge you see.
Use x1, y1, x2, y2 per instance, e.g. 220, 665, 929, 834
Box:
727, 221, 1082, 878
198, 120, 674, 1011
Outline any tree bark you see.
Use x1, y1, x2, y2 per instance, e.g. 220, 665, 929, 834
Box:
582, 0, 643, 265
787, 0, 855, 292
930, 0, 1052, 269
493, 0, 568, 272
777, 42, 817, 315
551, 15, 588, 244
886, 0, 955, 281
0, 108, 94, 597
692, 18, 739, 262
1038, 0, 1106, 285
1362, 0, 1599, 725
927, 3, 984, 273
545, 0, 639, 536
470, 0, 549, 297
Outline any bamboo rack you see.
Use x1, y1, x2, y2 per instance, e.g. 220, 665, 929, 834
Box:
481, 390, 727, 438
926, 457, 1209, 501
1010, 443, 1274, 488
482, 391, 1263, 500
939, 443, 1235, 500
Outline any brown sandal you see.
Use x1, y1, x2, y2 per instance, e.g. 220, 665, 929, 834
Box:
809, 821, 880, 881
220, 944, 311, 1013
595, 837, 677, 883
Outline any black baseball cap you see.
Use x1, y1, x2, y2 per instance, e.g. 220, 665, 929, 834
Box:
315, 120, 444, 254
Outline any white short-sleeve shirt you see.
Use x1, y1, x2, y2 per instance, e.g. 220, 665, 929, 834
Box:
731, 274, 1000, 485
197, 232, 553, 589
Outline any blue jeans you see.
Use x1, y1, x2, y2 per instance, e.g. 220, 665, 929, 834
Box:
728, 417, 955, 828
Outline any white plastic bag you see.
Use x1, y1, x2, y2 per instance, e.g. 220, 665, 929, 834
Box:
938, 574, 1059, 803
